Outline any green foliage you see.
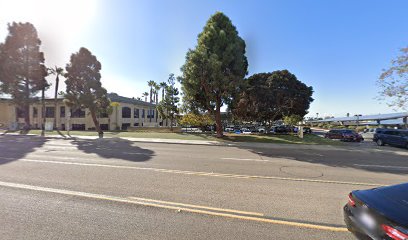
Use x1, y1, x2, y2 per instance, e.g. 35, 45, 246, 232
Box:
283, 114, 303, 126
378, 47, 408, 110
0, 22, 48, 127
234, 70, 313, 124
157, 74, 180, 129
147, 80, 156, 103
64, 47, 110, 134
179, 113, 215, 129
179, 12, 248, 137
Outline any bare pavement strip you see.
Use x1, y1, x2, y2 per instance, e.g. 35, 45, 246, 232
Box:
0, 180, 348, 232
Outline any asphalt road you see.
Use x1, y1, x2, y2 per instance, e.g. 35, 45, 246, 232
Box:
0, 135, 407, 240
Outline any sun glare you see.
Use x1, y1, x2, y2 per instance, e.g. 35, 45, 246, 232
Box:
0, 0, 98, 66
0, 0, 97, 33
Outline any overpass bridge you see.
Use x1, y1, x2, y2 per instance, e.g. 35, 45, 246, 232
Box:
307, 112, 408, 128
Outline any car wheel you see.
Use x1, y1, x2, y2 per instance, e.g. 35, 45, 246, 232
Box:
376, 139, 384, 146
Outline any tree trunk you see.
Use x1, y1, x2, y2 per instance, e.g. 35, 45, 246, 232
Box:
23, 103, 30, 130
41, 88, 46, 132
215, 98, 223, 138
53, 75, 59, 130
90, 109, 102, 137
23, 80, 30, 130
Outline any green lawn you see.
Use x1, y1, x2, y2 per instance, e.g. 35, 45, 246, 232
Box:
2, 129, 342, 145
222, 133, 344, 145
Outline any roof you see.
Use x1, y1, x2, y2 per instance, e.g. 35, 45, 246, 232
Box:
1, 93, 156, 107
107, 93, 156, 107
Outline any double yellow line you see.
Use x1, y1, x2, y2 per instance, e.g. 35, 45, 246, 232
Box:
0, 181, 347, 232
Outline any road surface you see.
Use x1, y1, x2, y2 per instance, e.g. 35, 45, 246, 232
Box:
0, 135, 407, 239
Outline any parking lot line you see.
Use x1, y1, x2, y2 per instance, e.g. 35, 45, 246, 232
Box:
19, 159, 385, 186
0, 180, 348, 232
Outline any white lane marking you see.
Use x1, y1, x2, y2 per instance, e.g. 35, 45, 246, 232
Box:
18, 159, 384, 186
354, 164, 408, 170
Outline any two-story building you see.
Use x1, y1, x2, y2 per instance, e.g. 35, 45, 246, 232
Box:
0, 93, 166, 131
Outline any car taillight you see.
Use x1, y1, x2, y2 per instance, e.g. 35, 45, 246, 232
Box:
348, 193, 356, 207
382, 224, 408, 240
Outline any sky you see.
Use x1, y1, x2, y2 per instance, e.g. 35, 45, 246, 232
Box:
0, 0, 407, 118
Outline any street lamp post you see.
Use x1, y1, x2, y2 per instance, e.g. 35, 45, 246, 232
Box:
354, 114, 362, 128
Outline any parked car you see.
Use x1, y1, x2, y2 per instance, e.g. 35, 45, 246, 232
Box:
324, 129, 364, 142
224, 127, 235, 132
241, 128, 252, 134
344, 182, 408, 240
270, 125, 291, 134
361, 128, 382, 140
303, 127, 312, 134
373, 129, 408, 149
257, 127, 267, 133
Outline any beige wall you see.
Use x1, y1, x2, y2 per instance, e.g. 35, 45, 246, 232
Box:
0, 99, 166, 130
0, 101, 15, 128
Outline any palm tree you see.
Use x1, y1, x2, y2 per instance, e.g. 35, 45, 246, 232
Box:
48, 66, 64, 130
159, 82, 167, 102
142, 92, 149, 102
147, 80, 155, 103
154, 83, 160, 104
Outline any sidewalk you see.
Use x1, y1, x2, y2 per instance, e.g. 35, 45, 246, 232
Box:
1, 132, 223, 146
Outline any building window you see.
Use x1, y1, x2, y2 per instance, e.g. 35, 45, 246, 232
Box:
60, 106, 65, 118
121, 123, 131, 130
33, 107, 38, 118
142, 109, 145, 118
100, 124, 109, 130
134, 108, 139, 118
45, 107, 55, 118
71, 108, 85, 118
133, 123, 139, 127
122, 107, 131, 118
71, 124, 85, 130
16, 107, 24, 118
147, 109, 154, 119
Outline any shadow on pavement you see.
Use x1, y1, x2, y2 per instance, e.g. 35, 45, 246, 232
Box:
0, 135, 48, 165
237, 143, 408, 175
72, 138, 154, 162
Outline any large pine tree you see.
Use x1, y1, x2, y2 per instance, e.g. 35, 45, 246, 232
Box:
0, 22, 48, 129
179, 12, 248, 137
64, 47, 110, 137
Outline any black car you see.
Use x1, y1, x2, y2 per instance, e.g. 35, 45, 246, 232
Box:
373, 129, 408, 149
270, 125, 291, 134
344, 183, 408, 239
303, 127, 312, 134
325, 129, 364, 142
